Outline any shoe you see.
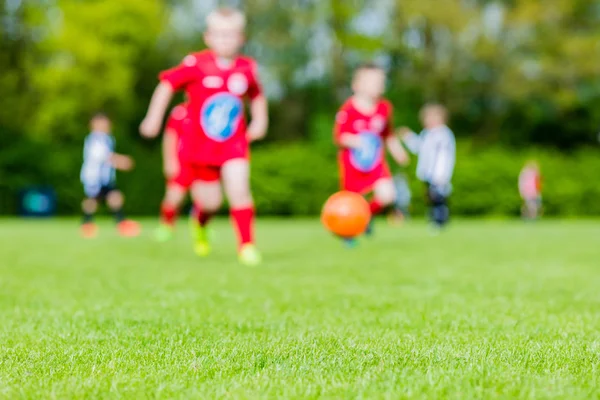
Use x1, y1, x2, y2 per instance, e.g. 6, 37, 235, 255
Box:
239, 244, 262, 267
81, 222, 98, 239
343, 237, 358, 249
429, 224, 443, 237
192, 220, 211, 257
117, 220, 141, 237
364, 219, 374, 237
154, 224, 174, 242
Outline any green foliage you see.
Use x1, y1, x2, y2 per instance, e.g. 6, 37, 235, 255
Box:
2, 0, 600, 217
2, 138, 600, 217
26, 0, 166, 139
251, 144, 338, 216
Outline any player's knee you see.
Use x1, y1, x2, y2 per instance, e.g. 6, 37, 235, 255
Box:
196, 194, 222, 213
82, 198, 98, 213
227, 188, 253, 209
164, 187, 185, 208
201, 199, 222, 213
376, 185, 396, 206
106, 190, 124, 209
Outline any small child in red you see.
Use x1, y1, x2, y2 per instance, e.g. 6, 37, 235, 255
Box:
140, 8, 268, 266
519, 160, 542, 220
334, 63, 409, 245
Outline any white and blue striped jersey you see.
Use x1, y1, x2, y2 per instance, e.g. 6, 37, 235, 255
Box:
404, 125, 456, 190
80, 132, 116, 190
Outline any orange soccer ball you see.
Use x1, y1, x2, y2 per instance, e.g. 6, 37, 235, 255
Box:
321, 191, 371, 238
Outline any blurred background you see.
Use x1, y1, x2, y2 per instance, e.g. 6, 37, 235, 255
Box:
1, 0, 599, 217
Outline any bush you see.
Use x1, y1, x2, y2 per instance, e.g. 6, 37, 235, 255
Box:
1, 135, 599, 217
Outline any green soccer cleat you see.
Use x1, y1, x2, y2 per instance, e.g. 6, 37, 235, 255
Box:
238, 244, 262, 267
154, 224, 174, 242
190, 218, 211, 257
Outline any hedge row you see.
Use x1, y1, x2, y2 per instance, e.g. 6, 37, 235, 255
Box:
1, 136, 599, 216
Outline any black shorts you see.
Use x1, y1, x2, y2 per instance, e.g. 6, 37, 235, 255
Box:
84, 183, 118, 200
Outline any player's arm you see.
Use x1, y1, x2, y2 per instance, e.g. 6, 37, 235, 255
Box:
246, 61, 269, 142
382, 105, 409, 165
140, 56, 197, 138
110, 153, 134, 171
337, 133, 363, 149
397, 126, 421, 154
333, 110, 362, 149
140, 83, 174, 138
247, 95, 268, 142
386, 136, 410, 166
162, 128, 179, 179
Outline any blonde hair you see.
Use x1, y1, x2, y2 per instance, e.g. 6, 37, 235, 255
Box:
206, 7, 246, 31
420, 103, 448, 123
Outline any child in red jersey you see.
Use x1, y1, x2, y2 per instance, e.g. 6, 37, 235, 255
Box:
140, 8, 268, 266
519, 160, 543, 220
334, 63, 409, 245
154, 103, 195, 241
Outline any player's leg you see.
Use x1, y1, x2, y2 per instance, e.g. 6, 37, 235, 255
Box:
372, 177, 396, 214
156, 184, 187, 242
106, 189, 140, 237
222, 158, 261, 266
365, 177, 396, 236
81, 196, 99, 238
428, 184, 449, 229
189, 178, 222, 257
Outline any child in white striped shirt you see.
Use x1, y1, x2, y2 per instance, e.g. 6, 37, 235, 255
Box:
398, 104, 456, 229
80, 113, 140, 238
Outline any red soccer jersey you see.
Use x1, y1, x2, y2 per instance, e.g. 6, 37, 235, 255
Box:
159, 50, 262, 165
165, 103, 189, 136
334, 98, 393, 192
164, 103, 189, 161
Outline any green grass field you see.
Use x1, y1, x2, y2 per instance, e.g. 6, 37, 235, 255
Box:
1, 218, 599, 399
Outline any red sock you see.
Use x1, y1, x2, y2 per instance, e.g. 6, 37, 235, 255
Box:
161, 203, 177, 226
230, 207, 254, 248
194, 205, 214, 227
369, 199, 384, 216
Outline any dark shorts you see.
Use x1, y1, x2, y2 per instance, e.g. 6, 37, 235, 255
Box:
84, 183, 118, 200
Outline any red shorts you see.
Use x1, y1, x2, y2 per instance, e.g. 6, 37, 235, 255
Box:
168, 163, 222, 189
341, 163, 392, 194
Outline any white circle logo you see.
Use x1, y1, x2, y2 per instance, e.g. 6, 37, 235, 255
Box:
227, 73, 248, 96
183, 55, 197, 67
370, 116, 385, 133
172, 105, 188, 120
353, 120, 367, 132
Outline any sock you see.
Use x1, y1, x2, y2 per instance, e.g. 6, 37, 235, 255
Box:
161, 203, 177, 226
369, 199, 384, 216
82, 212, 94, 224
230, 207, 254, 249
113, 208, 125, 223
195, 205, 214, 227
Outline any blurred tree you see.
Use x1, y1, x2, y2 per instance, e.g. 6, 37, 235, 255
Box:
26, 0, 166, 140
0, 0, 37, 134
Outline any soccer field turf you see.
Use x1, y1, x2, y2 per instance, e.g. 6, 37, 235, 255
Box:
1, 219, 599, 399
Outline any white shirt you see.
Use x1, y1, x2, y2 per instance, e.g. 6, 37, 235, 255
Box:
80, 132, 115, 187
404, 125, 456, 188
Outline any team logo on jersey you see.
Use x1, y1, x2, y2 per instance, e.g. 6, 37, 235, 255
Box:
183, 55, 197, 67
202, 76, 224, 89
171, 105, 188, 120
227, 73, 248, 96
336, 111, 348, 124
370, 115, 385, 133
200, 93, 243, 142
349, 132, 383, 173
353, 120, 367, 132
